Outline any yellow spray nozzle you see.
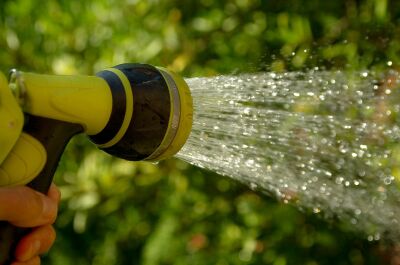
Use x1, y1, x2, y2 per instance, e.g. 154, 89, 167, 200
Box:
19, 63, 194, 162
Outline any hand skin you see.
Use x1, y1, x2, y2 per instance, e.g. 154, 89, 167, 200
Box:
0, 183, 60, 265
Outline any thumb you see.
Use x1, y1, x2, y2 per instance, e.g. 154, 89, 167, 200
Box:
0, 186, 58, 227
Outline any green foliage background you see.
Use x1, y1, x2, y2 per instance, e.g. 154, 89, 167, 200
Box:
1, 0, 400, 264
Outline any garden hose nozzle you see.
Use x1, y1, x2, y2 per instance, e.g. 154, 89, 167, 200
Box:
0, 63, 193, 189
91, 63, 193, 162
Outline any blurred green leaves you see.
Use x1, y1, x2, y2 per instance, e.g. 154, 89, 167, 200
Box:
1, 0, 399, 75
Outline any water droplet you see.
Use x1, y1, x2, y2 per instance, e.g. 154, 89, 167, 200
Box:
250, 182, 258, 190
384, 177, 392, 185
245, 159, 255, 167
335, 177, 344, 185
360, 145, 368, 150
313, 207, 321, 213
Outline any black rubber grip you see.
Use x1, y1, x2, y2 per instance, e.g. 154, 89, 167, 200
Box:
0, 115, 83, 264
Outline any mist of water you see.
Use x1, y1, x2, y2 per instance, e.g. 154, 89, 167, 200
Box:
176, 69, 400, 241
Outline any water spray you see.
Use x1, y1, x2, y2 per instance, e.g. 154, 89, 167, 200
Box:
177, 70, 400, 242
0, 63, 193, 264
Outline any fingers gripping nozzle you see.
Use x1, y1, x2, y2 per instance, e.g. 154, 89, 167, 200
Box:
90, 64, 193, 161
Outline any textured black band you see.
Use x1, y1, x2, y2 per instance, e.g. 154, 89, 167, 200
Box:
98, 64, 171, 161
90, 70, 126, 145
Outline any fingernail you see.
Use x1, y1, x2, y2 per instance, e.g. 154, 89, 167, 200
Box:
41, 195, 56, 223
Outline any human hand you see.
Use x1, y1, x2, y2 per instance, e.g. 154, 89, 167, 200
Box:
0, 183, 60, 265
